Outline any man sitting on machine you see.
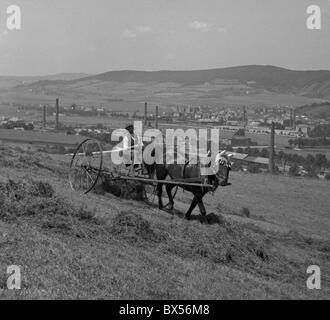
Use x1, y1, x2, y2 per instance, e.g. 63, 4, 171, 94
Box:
125, 124, 144, 173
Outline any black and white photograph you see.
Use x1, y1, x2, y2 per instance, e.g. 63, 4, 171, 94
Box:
0, 0, 329, 304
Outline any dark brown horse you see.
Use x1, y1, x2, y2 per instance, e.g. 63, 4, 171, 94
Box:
153, 151, 231, 222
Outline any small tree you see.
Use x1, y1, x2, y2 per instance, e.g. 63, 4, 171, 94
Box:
235, 128, 245, 136
289, 164, 300, 176
288, 139, 295, 148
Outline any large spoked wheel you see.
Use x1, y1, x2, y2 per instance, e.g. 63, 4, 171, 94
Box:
142, 171, 178, 208
69, 139, 103, 194
142, 169, 157, 204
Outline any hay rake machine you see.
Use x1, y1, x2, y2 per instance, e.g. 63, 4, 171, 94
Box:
68, 138, 215, 206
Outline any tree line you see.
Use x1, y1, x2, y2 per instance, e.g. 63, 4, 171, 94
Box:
231, 147, 330, 179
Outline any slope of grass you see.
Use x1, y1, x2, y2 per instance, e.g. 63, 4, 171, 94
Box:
0, 143, 329, 299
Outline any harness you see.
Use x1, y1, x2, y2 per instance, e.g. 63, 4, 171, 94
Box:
182, 156, 230, 193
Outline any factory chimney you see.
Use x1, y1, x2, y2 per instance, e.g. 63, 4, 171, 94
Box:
292, 108, 296, 130
144, 102, 148, 126
269, 122, 275, 174
43, 105, 46, 128
155, 105, 159, 129
55, 99, 59, 130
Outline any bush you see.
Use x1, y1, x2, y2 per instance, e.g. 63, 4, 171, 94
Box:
247, 163, 261, 174
305, 171, 318, 179
288, 164, 300, 176
231, 161, 243, 171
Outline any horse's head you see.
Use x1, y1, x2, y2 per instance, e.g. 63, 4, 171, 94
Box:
213, 151, 232, 187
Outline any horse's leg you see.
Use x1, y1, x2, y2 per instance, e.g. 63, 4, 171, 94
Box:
157, 183, 164, 209
185, 195, 198, 220
165, 184, 175, 210
156, 165, 168, 209
196, 193, 207, 223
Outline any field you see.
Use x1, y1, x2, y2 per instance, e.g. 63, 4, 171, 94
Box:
176, 173, 330, 239
277, 147, 330, 160
0, 74, 326, 162
0, 76, 323, 114
0, 129, 85, 146
0, 142, 329, 299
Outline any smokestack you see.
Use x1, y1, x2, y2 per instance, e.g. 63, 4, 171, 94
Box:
144, 102, 148, 126
55, 98, 59, 130
155, 105, 159, 129
43, 105, 46, 128
269, 122, 275, 174
243, 106, 247, 125
292, 108, 296, 130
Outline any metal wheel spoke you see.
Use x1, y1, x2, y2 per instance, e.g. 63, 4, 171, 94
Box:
69, 139, 103, 194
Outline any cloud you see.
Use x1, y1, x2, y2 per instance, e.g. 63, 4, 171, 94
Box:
189, 20, 212, 32
216, 27, 227, 33
188, 21, 227, 34
136, 25, 152, 33
166, 53, 175, 60
122, 29, 137, 38
123, 25, 152, 38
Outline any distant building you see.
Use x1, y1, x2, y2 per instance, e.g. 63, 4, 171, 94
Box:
226, 120, 240, 126
229, 136, 252, 147
282, 119, 291, 127
248, 121, 261, 127
296, 124, 312, 137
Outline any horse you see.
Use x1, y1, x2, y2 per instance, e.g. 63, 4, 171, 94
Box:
152, 151, 232, 222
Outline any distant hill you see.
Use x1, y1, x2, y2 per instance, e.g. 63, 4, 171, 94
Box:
0, 73, 92, 82
70, 65, 330, 98
6, 65, 330, 100
0, 73, 92, 89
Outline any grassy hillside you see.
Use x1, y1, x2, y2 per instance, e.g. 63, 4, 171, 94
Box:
0, 143, 329, 299
55, 65, 330, 99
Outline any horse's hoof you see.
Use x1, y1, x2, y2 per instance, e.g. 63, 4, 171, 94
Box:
185, 214, 191, 220
200, 216, 208, 224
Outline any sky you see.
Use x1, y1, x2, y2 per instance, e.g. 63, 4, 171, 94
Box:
0, 0, 329, 75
